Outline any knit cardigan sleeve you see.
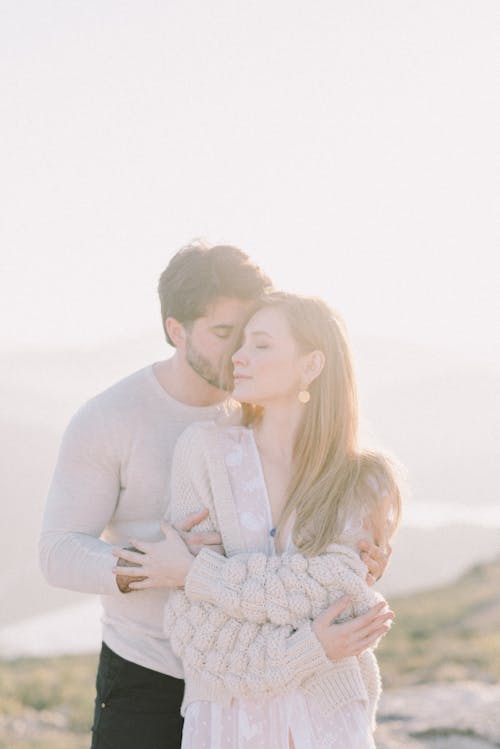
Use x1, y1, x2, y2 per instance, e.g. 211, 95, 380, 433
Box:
186, 544, 381, 626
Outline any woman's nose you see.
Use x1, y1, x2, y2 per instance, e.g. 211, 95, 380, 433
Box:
232, 346, 247, 365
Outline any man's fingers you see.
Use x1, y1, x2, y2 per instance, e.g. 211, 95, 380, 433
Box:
128, 538, 151, 553
128, 577, 152, 590
160, 521, 181, 539
113, 548, 146, 565
360, 551, 382, 579
358, 539, 391, 581
174, 509, 209, 533
186, 531, 222, 547
112, 566, 149, 578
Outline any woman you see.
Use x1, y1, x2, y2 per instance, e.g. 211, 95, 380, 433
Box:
121, 292, 401, 748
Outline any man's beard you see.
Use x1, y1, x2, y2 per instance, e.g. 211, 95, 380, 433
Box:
185, 337, 231, 391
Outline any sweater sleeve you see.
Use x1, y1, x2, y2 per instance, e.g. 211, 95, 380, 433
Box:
164, 592, 338, 699
38, 398, 122, 595
186, 544, 381, 627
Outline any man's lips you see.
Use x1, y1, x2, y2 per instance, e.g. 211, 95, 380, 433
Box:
233, 374, 252, 381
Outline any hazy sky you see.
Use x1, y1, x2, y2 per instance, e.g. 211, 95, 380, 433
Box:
1, 1, 498, 364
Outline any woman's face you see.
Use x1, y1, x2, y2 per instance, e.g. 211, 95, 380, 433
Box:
231, 306, 306, 406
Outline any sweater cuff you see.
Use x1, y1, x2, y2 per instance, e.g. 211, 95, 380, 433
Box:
185, 547, 226, 603
285, 622, 332, 685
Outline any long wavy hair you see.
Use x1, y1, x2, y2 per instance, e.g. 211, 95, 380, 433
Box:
237, 292, 401, 556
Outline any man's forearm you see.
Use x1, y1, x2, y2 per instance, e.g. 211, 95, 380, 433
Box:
39, 530, 118, 595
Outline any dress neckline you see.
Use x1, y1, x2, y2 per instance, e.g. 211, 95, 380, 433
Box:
248, 428, 295, 554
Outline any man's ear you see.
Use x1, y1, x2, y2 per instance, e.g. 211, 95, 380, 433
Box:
165, 317, 186, 349
303, 350, 325, 386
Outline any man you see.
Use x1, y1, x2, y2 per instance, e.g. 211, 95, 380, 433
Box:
40, 241, 391, 749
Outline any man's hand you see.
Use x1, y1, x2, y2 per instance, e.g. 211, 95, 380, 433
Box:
357, 540, 392, 585
173, 508, 223, 556
312, 597, 394, 659
115, 546, 147, 593
112, 522, 194, 590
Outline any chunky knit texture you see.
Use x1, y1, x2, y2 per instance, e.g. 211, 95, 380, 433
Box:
164, 422, 384, 724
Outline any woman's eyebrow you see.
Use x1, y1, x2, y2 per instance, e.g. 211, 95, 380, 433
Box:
247, 330, 273, 337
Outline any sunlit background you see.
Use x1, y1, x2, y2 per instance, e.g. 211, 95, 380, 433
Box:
1, 0, 498, 662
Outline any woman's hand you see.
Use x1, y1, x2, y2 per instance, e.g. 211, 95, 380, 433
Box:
312, 597, 394, 658
112, 522, 194, 590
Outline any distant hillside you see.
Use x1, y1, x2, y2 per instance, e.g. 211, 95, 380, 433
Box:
378, 555, 500, 687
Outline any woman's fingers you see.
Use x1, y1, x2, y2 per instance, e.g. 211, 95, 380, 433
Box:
354, 610, 394, 641
353, 624, 393, 653
344, 601, 387, 632
315, 596, 352, 626
352, 611, 394, 642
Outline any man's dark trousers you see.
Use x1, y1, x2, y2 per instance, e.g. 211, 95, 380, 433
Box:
91, 642, 184, 749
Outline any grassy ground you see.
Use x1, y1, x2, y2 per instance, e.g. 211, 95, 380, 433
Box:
1, 556, 498, 747
0, 654, 98, 748
378, 556, 500, 687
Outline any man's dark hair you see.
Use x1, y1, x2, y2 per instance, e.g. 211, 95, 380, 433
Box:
158, 240, 272, 345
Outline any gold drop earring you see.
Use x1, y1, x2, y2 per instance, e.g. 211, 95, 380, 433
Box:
298, 387, 310, 404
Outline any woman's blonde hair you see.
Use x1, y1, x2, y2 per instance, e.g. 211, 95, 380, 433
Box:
240, 292, 402, 556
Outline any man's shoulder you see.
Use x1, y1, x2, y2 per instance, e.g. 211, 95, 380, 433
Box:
92, 365, 153, 405
68, 365, 154, 430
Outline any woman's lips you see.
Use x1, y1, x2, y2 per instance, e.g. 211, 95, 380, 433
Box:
233, 374, 252, 381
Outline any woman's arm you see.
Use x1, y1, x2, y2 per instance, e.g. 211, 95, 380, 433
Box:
185, 542, 382, 627
164, 591, 342, 699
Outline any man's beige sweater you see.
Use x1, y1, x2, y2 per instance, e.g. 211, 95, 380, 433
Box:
40, 365, 227, 676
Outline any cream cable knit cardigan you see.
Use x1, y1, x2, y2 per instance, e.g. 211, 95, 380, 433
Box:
163, 422, 384, 724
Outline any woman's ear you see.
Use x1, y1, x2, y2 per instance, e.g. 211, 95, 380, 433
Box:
302, 350, 325, 386
165, 317, 186, 349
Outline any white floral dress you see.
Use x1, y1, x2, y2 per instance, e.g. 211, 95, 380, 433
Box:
181, 427, 376, 749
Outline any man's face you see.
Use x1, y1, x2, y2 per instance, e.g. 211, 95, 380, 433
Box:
184, 297, 254, 390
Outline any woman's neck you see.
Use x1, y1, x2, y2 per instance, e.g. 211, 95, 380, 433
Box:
252, 401, 304, 464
